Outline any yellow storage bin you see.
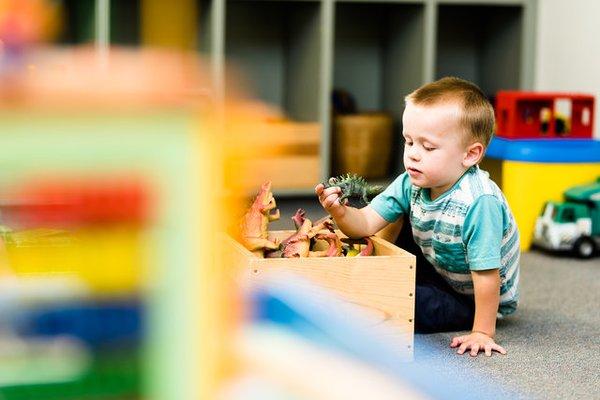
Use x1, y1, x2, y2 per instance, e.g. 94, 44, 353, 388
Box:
482, 137, 600, 250
484, 160, 600, 250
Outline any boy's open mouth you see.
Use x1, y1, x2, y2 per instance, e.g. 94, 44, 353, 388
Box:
407, 167, 422, 174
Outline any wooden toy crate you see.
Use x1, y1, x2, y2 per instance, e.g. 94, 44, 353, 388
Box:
224, 230, 416, 360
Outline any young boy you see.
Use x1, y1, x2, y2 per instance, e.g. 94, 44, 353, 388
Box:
316, 77, 519, 357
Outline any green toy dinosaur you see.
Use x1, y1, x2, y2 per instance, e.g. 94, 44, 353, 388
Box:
322, 173, 384, 208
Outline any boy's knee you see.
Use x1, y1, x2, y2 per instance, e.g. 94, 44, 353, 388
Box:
414, 284, 474, 333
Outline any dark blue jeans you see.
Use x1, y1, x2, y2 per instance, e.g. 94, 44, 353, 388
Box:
395, 220, 475, 333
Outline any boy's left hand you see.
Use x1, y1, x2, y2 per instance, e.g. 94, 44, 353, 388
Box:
450, 332, 507, 357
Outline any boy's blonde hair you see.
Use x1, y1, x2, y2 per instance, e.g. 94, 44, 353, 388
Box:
405, 77, 495, 146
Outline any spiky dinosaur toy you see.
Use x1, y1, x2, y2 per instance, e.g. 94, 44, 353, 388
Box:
240, 181, 281, 257
323, 173, 384, 208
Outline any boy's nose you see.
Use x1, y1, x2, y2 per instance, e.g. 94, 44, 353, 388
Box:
407, 146, 420, 161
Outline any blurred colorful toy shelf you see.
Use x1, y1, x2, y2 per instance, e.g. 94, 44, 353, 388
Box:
482, 91, 600, 251
0, 44, 229, 400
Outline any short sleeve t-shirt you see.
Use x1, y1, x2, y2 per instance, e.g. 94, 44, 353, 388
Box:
370, 166, 520, 315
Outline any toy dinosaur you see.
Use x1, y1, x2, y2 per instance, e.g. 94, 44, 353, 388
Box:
240, 181, 281, 257
313, 231, 343, 257
322, 173, 384, 208
342, 237, 375, 257
278, 209, 335, 258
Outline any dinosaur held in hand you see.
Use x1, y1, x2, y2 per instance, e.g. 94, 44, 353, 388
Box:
240, 181, 281, 257
323, 173, 384, 209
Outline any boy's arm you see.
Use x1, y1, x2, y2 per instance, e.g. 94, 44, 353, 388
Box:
452, 195, 509, 357
315, 184, 389, 238
450, 269, 507, 357
375, 217, 403, 243
471, 269, 501, 338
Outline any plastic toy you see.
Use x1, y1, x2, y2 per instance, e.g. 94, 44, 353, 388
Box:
495, 91, 594, 139
342, 237, 374, 257
240, 181, 281, 257
533, 177, 600, 258
268, 208, 335, 258
323, 174, 383, 208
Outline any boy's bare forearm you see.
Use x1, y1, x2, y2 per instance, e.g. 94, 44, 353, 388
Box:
331, 206, 372, 238
471, 269, 501, 337
315, 183, 388, 238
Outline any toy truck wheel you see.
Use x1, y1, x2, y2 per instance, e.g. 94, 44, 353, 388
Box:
573, 237, 596, 259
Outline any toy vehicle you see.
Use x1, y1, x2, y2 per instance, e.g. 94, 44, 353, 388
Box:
533, 178, 600, 258
495, 91, 595, 139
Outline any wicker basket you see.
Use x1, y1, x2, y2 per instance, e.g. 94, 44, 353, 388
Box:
333, 112, 393, 179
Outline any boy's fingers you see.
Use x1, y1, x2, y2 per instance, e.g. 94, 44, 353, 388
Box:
492, 344, 507, 355
324, 194, 343, 209
484, 344, 493, 357
322, 193, 335, 206
470, 344, 480, 357
315, 184, 324, 195
323, 186, 341, 197
457, 342, 469, 355
450, 336, 464, 347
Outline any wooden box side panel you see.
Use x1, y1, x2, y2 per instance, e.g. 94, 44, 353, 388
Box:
221, 233, 262, 274
222, 233, 416, 360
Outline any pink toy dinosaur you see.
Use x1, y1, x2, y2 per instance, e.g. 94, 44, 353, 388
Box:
313, 231, 343, 257
279, 209, 335, 258
240, 181, 281, 257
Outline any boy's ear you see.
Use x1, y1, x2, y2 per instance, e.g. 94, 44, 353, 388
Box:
463, 142, 484, 167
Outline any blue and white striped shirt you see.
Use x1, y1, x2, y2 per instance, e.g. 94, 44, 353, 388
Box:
371, 166, 520, 315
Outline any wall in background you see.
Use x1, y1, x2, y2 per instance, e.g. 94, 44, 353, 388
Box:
534, 0, 600, 138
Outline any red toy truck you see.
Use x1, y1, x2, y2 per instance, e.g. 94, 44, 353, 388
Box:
495, 91, 595, 139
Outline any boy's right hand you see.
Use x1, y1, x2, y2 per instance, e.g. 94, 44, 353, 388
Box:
315, 183, 347, 219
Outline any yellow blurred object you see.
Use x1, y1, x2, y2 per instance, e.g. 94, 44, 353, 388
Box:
224, 116, 320, 193
3, 226, 145, 294
346, 247, 360, 257
484, 160, 600, 250
141, 0, 197, 50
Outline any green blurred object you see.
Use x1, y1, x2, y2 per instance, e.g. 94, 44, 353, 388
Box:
0, 349, 141, 400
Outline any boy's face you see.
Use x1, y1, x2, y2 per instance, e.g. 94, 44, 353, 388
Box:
402, 100, 476, 199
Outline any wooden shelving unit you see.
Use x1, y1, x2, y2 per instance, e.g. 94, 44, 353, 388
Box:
208, 0, 536, 194
76, 0, 536, 195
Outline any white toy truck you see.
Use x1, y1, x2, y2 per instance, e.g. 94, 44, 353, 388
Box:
533, 178, 600, 258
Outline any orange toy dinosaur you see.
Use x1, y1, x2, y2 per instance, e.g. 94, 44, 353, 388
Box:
240, 181, 281, 257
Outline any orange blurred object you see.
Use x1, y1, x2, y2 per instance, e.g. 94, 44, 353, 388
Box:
0, 0, 61, 46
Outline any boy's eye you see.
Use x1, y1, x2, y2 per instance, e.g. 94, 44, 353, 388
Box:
424, 146, 435, 151
404, 141, 413, 146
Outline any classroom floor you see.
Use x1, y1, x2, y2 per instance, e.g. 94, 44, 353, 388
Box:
416, 251, 599, 400
271, 196, 600, 400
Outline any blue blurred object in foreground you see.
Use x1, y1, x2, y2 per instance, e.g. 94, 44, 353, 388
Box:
245, 274, 520, 400
14, 299, 143, 348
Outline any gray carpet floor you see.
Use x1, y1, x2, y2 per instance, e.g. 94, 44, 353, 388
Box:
271, 197, 600, 400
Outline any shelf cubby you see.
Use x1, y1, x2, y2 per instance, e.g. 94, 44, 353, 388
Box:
225, 0, 322, 122
333, 2, 426, 176
436, 4, 524, 97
